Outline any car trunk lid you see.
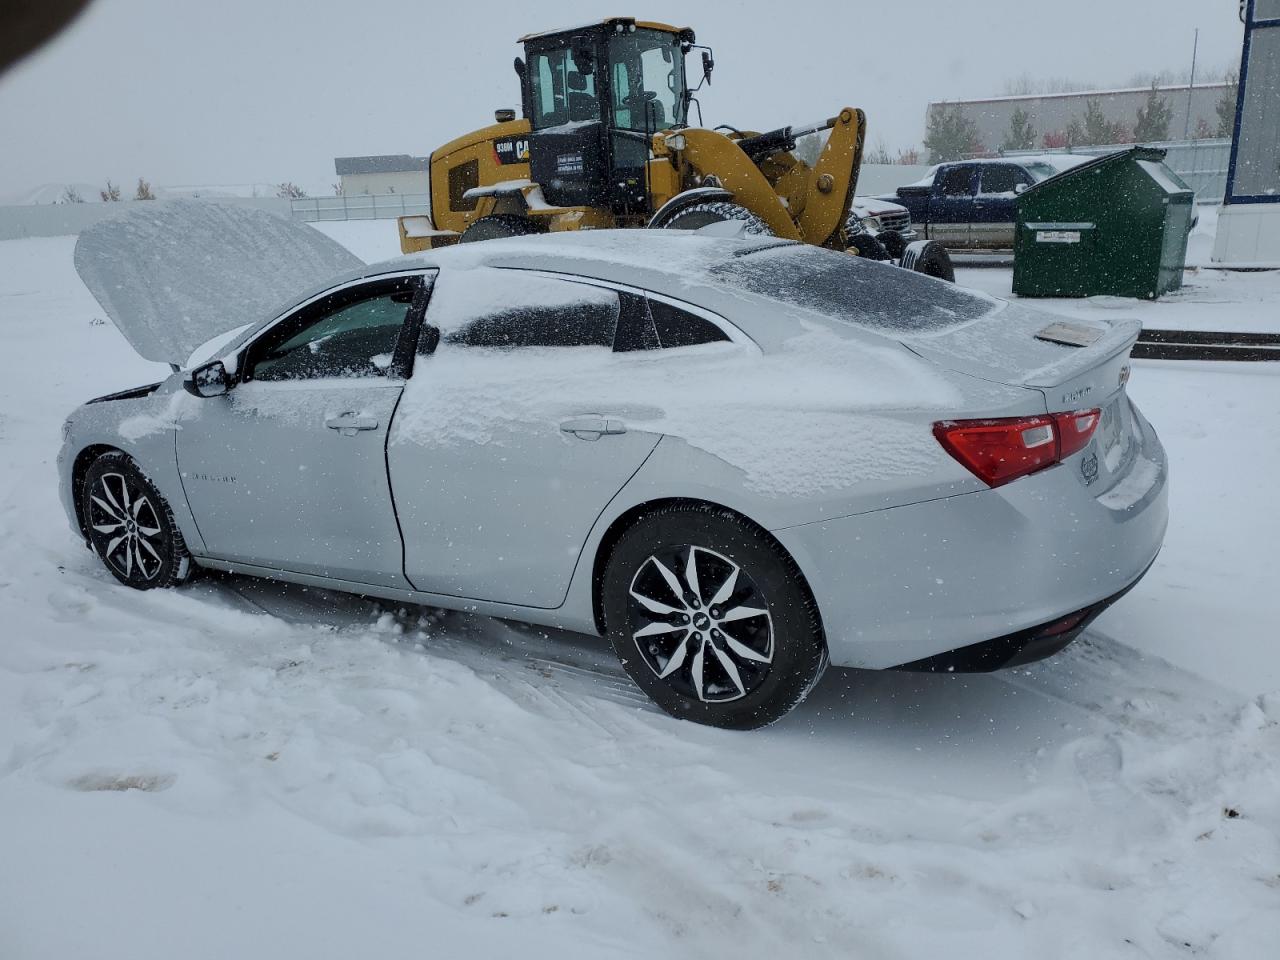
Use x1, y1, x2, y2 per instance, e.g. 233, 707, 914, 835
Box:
903, 303, 1142, 495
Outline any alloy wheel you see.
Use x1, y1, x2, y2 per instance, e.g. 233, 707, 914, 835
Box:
627, 545, 774, 703
87, 472, 165, 581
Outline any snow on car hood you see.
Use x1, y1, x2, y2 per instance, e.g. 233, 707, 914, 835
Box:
74, 200, 363, 364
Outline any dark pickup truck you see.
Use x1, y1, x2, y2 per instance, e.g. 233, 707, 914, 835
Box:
879, 159, 1064, 249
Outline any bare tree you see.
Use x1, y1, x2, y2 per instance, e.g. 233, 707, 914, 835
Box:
896, 147, 920, 165
276, 182, 308, 199
100, 179, 121, 202
864, 138, 894, 165
134, 177, 155, 200
332, 182, 343, 196
60, 185, 84, 204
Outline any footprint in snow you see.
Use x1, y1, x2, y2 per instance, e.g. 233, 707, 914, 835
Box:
66, 772, 176, 793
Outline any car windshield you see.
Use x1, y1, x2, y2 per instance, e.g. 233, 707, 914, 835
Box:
708, 245, 999, 334
608, 28, 686, 131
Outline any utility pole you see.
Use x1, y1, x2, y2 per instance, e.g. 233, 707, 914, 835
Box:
1183, 27, 1199, 139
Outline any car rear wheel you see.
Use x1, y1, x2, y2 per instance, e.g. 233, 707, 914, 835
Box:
81, 451, 192, 590
602, 505, 827, 729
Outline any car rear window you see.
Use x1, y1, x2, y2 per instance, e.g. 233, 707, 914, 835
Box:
707, 245, 997, 335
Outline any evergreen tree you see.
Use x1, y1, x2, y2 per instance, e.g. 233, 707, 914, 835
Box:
60, 186, 84, 204
1216, 71, 1239, 138
924, 106, 981, 163
1133, 85, 1173, 143
1000, 107, 1037, 152
1081, 99, 1124, 145
134, 178, 155, 200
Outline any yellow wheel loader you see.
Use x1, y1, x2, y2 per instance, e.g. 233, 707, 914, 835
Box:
397, 17, 953, 280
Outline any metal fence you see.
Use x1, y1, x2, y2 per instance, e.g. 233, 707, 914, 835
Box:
1007, 138, 1231, 202
290, 193, 430, 222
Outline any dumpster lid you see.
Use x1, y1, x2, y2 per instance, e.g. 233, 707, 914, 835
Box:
1020, 146, 1193, 198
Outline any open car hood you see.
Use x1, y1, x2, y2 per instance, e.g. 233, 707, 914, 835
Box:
74, 200, 363, 364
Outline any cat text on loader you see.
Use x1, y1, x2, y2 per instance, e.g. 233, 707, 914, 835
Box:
397, 17, 953, 280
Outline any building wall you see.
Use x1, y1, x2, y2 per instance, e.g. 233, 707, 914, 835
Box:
930, 83, 1233, 154
339, 171, 429, 196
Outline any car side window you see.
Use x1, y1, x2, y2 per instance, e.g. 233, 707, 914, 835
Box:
248, 278, 417, 382
938, 166, 974, 197
979, 165, 1020, 196
429, 270, 620, 349
647, 298, 730, 348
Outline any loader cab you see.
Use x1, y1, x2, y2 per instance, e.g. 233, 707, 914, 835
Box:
517, 18, 694, 214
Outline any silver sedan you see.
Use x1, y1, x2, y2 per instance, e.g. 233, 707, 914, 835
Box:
61, 210, 1167, 728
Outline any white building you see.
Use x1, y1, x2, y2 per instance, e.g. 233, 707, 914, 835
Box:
334, 155, 429, 196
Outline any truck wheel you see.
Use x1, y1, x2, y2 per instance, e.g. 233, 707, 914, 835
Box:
658, 202, 774, 237
901, 240, 956, 283
459, 214, 547, 243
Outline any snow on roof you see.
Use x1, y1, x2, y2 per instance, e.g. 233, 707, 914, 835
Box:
929, 80, 1233, 109
334, 155, 428, 176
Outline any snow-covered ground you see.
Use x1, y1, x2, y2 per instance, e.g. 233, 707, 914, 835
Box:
1, 226, 1278, 959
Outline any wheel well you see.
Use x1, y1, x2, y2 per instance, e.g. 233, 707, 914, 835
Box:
589, 497, 824, 641
70, 444, 124, 538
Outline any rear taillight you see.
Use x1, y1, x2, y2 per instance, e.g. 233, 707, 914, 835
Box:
933, 409, 1101, 488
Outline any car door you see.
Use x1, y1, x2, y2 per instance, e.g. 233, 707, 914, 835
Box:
387, 268, 664, 609
973, 164, 1026, 248
176, 273, 430, 588
929, 165, 976, 247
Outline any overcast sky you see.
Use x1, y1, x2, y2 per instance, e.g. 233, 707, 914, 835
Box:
0, 0, 1246, 199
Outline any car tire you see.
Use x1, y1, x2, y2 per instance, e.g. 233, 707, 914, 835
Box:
80, 451, 193, 590
657, 201, 774, 237
458, 214, 547, 243
602, 504, 827, 729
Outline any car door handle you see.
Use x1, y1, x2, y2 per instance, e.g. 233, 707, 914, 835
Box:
560, 416, 627, 441
325, 413, 380, 435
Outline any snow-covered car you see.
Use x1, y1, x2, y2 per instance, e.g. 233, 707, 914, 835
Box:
62, 204, 1168, 729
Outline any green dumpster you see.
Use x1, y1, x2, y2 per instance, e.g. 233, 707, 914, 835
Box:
1012, 146, 1195, 300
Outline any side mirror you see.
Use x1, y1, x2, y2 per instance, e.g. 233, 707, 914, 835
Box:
184, 359, 232, 398
1015, 183, 1029, 195
701, 50, 714, 86
571, 40, 594, 76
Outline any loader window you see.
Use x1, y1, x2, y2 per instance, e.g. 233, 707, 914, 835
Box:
609, 29, 686, 131
530, 47, 600, 130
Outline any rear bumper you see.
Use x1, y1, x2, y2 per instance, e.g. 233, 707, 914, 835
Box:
893, 556, 1154, 672
773, 401, 1168, 670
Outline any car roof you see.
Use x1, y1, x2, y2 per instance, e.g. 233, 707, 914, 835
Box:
365, 232, 812, 347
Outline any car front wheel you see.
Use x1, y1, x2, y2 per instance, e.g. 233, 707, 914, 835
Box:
80, 451, 192, 589
602, 505, 827, 729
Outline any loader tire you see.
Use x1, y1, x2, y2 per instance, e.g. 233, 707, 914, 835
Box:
459, 214, 547, 244
658, 202, 774, 237
901, 240, 956, 283
847, 232, 892, 261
